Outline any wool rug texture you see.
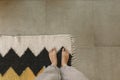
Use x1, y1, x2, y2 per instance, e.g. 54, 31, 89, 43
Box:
0, 35, 73, 80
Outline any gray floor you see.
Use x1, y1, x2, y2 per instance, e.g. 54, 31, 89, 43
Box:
0, 0, 120, 80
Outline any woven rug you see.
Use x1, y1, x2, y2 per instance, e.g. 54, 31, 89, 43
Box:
0, 35, 73, 80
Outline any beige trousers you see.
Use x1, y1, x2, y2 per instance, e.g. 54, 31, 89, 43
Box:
35, 65, 88, 80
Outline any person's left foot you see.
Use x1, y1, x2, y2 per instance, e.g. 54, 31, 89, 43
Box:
49, 48, 57, 66
61, 48, 69, 67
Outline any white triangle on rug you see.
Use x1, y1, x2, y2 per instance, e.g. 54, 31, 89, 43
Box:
0, 35, 73, 57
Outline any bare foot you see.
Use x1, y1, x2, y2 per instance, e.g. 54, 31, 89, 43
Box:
49, 48, 57, 66
62, 48, 69, 67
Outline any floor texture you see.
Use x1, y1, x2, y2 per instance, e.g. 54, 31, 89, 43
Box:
0, 0, 120, 80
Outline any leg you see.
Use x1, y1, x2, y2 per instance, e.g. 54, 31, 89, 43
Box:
35, 48, 61, 80
36, 65, 61, 80
61, 66, 88, 80
60, 48, 89, 80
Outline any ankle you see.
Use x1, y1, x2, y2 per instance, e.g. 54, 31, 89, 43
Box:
62, 63, 67, 67
51, 62, 57, 66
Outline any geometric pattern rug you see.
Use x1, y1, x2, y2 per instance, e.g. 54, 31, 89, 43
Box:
0, 35, 73, 80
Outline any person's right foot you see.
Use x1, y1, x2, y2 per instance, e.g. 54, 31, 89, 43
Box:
62, 48, 69, 67
49, 48, 57, 66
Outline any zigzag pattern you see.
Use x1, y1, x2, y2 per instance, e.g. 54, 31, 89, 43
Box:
0, 67, 44, 80
0, 47, 72, 76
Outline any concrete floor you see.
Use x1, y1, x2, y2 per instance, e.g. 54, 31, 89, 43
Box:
0, 0, 120, 80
